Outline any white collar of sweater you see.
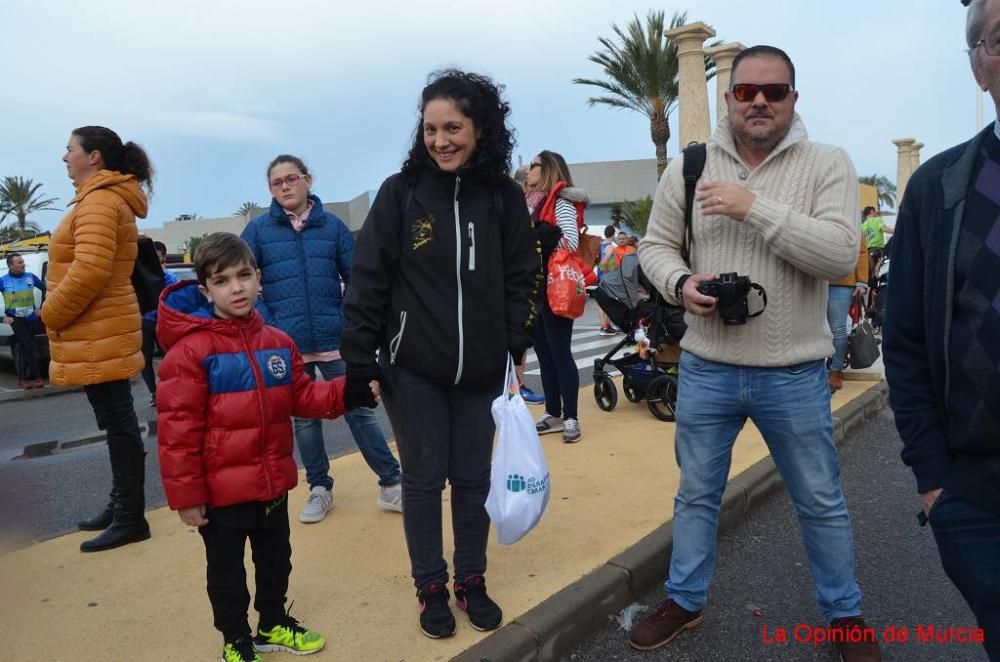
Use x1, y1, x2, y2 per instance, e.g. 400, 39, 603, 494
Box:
712, 113, 810, 169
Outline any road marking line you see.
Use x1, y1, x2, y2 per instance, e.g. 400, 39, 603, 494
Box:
524, 348, 634, 375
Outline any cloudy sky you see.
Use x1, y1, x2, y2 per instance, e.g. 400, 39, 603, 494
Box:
0, 0, 983, 232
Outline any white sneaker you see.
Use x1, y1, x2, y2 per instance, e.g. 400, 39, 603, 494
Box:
377, 483, 403, 513
563, 418, 582, 443
299, 486, 334, 523
536, 413, 564, 435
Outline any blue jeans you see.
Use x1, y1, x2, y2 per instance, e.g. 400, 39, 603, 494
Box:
666, 351, 862, 622
929, 491, 1000, 660
826, 286, 854, 371
293, 359, 401, 490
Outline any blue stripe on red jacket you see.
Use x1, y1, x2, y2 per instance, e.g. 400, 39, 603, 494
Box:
201, 348, 293, 394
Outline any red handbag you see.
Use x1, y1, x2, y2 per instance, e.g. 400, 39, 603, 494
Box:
547, 248, 588, 319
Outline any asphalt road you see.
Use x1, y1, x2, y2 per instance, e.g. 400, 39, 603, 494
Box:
0, 373, 399, 550
562, 408, 988, 662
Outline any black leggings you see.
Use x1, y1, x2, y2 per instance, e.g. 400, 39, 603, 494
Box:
84, 379, 142, 444
533, 297, 579, 420
380, 362, 496, 587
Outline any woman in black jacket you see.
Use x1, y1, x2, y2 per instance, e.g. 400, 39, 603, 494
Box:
341, 69, 540, 640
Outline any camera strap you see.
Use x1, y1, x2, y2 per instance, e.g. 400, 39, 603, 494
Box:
747, 282, 768, 319
681, 142, 707, 264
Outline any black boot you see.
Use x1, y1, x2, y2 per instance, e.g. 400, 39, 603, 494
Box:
77, 491, 115, 531
81, 440, 151, 553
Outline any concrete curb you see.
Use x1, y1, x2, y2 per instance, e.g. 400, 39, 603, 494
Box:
0, 384, 84, 405
453, 382, 890, 662
19, 423, 151, 459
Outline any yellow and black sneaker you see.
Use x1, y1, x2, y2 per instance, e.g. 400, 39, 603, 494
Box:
222, 637, 261, 662
253, 613, 325, 655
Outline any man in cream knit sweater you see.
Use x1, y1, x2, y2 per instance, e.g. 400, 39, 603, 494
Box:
631, 46, 880, 661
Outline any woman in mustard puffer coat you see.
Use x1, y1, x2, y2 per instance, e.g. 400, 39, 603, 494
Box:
44, 125, 154, 553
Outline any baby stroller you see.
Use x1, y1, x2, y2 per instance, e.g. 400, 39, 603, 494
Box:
868, 238, 891, 332
590, 253, 685, 421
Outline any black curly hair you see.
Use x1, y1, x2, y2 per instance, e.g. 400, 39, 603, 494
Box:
401, 69, 515, 183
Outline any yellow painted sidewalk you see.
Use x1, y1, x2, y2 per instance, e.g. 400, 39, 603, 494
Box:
0, 378, 881, 661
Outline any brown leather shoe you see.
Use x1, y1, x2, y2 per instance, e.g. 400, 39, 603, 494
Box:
830, 616, 882, 661
628, 598, 703, 651
828, 370, 844, 392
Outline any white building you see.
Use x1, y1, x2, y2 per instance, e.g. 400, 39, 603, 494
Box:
141, 159, 660, 252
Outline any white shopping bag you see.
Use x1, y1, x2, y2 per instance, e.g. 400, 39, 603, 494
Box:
485, 354, 551, 545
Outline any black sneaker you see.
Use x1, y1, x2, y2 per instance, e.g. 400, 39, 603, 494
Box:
417, 582, 456, 638
454, 575, 503, 631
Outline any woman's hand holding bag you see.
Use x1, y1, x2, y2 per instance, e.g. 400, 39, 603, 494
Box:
485, 355, 551, 544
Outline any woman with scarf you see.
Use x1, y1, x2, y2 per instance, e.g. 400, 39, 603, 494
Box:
524, 150, 590, 443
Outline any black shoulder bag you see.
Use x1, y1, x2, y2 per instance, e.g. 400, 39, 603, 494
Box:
681, 142, 707, 263
654, 143, 707, 344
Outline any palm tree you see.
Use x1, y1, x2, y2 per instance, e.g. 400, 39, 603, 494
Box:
0, 176, 59, 238
575, 11, 719, 178
234, 201, 262, 223
0, 220, 42, 243
610, 196, 655, 236
858, 174, 897, 210
187, 234, 208, 260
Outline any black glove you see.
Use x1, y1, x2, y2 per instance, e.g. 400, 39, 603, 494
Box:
536, 222, 563, 263
344, 362, 381, 411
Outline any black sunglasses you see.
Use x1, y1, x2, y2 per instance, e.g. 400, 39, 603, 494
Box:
731, 83, 793, 103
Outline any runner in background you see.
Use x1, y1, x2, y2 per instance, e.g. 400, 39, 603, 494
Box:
1, 253, 46, 389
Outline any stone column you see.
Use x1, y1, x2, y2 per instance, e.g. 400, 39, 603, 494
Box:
892, 138, 916, 203
910, 141, 924, 175
665, 22, 717, 146
705, 42, 745, 125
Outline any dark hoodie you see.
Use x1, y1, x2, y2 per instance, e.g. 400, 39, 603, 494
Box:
341, 167, 540, 392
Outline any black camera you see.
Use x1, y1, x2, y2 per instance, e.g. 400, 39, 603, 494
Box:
697, 272, 767, 325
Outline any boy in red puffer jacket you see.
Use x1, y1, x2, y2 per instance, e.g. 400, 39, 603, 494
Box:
156, 232, 378, 662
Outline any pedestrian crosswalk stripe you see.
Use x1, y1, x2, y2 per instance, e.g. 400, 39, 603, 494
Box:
525, 338, 625, 363
523, 346, 633, 376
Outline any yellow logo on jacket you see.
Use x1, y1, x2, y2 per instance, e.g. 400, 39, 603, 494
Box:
412, 216, 434, 250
